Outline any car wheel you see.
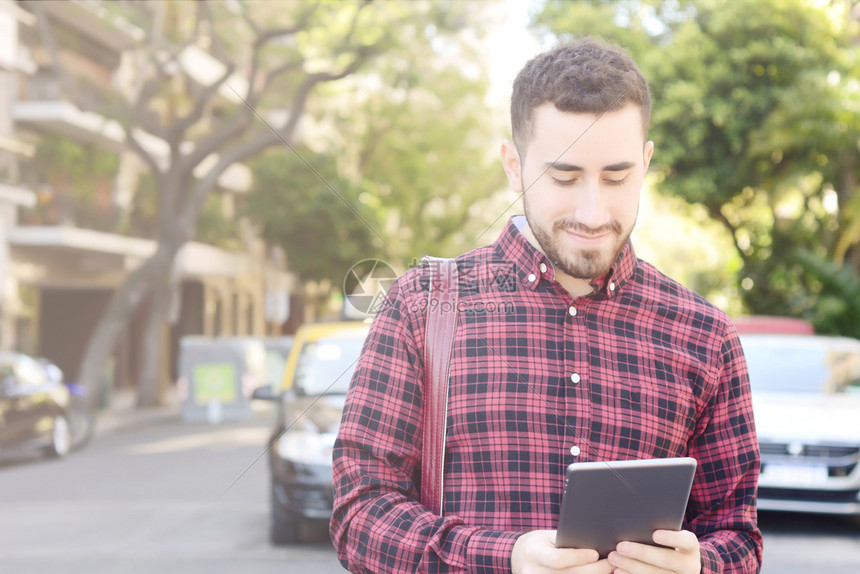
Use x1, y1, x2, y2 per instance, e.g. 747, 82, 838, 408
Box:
270, 484, 300, 545
44, 415, 72, 458
67, 403, 95, 451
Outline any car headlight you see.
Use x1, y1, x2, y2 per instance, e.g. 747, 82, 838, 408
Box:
276, 430, 336, 466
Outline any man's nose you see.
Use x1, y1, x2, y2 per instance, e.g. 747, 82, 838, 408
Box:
573, 180, 610, 229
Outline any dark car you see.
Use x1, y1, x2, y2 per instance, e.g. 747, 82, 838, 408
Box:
253, 321, 370, 544
0, 351, 72, 459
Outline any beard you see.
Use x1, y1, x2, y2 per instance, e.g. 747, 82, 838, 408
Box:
524, 199, 633, 280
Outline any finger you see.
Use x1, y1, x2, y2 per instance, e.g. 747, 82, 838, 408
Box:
514, 530, 603, 573
585, 558, 616, 574
559, 558, 614, 574
609, 541, 679, 574
538, 547, 601, 569
653, 529, 699, 553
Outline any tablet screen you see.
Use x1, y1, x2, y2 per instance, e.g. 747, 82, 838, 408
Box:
555, 457, 697, 557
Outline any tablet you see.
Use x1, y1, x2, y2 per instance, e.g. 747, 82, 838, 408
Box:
555, 457, 697, 557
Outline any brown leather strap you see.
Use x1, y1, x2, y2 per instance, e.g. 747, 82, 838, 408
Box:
420, 256, 459, 516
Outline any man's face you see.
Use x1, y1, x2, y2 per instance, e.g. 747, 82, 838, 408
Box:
502, 103, 653, 281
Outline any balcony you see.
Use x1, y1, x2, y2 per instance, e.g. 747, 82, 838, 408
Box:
31, 1, 142, 53
14, 73, 250, 194
0, 183, 36, 209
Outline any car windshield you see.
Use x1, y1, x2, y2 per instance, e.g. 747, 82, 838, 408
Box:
293, 336, 365, 395
740, 338, 860, 394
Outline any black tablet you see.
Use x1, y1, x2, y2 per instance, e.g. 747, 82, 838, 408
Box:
555, 457, 697, 557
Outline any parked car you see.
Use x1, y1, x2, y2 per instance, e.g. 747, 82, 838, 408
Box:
253, 320, 371, 544
739, 333, 860, 516
37, 358, 94, 451
0, 351, 72, 459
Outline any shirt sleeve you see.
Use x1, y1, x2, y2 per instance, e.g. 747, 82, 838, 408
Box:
687, 322, 763, 574
330, 272, 520, 574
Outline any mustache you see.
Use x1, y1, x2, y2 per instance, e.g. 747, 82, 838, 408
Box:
553, 219, 623, 236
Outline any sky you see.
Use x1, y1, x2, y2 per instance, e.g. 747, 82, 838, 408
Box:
484, 0, 543, 109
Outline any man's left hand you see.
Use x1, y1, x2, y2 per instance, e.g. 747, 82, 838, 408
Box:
606, 529, 701, 574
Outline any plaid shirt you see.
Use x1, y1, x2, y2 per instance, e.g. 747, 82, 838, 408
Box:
331, 216, 762, 573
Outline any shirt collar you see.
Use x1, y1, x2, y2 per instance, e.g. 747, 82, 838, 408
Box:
588, 240, 637, 297
493, 215, 638, 297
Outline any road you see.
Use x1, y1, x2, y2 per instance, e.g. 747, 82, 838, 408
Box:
0, 404, 858, 573
0, 404, 345, 574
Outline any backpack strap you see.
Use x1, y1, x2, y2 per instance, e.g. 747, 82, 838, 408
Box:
420, 256, 459, 516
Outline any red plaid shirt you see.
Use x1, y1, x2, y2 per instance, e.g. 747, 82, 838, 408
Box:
331, 216, 762, 573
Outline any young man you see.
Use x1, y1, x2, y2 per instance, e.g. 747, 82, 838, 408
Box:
330, 37, 762, 574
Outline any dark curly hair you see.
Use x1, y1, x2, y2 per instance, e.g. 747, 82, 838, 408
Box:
511, 37, 651, 157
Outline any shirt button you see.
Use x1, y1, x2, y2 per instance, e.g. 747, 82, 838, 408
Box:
609, 282, 616, 292
539, 262, 547, 273
570, 373, 580, 384
527, 273, 536, 282
568, 306, 577, 317
570, 445, 581, 457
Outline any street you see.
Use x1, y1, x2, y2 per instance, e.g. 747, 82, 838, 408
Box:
0, 405, 858, 574
0, 404, 345, 574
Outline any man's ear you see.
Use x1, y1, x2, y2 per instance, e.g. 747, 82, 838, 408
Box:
643, 140, 654, 171
500, 140, 523, 192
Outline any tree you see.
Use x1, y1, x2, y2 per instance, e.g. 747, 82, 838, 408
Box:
244, 2, 509, 313
336, 43, 509, 268
27, 0, 475, 406
534, 0, 860, 331
242, 145, 376, 292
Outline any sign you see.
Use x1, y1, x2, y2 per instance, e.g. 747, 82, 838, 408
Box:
192, 363, 237, 403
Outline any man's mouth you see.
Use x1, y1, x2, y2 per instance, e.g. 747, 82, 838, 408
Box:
561, 228, 611, 246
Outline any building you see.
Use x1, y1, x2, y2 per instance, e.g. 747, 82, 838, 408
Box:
0, 0, 297, 404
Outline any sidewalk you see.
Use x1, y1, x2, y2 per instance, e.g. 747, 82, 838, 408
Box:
93, 387, 180, 438
92, 387, 275, 438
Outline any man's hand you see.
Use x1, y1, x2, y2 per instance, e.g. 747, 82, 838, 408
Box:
606, 529, 701, 574
512, 530, 613, 574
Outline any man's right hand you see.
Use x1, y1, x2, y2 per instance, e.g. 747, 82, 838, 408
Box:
511, 530, 613, 574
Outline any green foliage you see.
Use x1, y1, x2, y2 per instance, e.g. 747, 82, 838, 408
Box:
194, 194, 242, 251
339, 63, 507, 267
242, 146, 376, 285
30, 135, 119, 231
244, 0, 506, 290
534, 0, 860, 333
794, 249, 860, 338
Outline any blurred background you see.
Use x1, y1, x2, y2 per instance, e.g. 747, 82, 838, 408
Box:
0, 0, 858, 409
0, 1, 859, 572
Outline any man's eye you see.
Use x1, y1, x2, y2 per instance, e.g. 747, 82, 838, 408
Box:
605, 176, 628, 186
552, 177, 577, 187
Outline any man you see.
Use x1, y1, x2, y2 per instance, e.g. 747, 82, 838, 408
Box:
330, 37, 762, 574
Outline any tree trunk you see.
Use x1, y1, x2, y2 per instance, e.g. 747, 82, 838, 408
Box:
838, 150, 859, 272
136, 273, 172, 408
75, 242, 180, 410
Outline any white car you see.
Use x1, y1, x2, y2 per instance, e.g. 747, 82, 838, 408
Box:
739, 333, 860, 515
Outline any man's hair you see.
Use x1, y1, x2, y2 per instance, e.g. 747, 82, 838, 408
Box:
511, 37, 651, 155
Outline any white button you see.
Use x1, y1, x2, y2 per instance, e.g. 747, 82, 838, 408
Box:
527, 273, 536, 282
570, 445, 581, 456
568, 306, 577, 316
539, 262, 547, 273
570, 373, 580, 384
609, 282, 616, 292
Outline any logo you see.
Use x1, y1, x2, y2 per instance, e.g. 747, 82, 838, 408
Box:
343, 259, 398, 317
